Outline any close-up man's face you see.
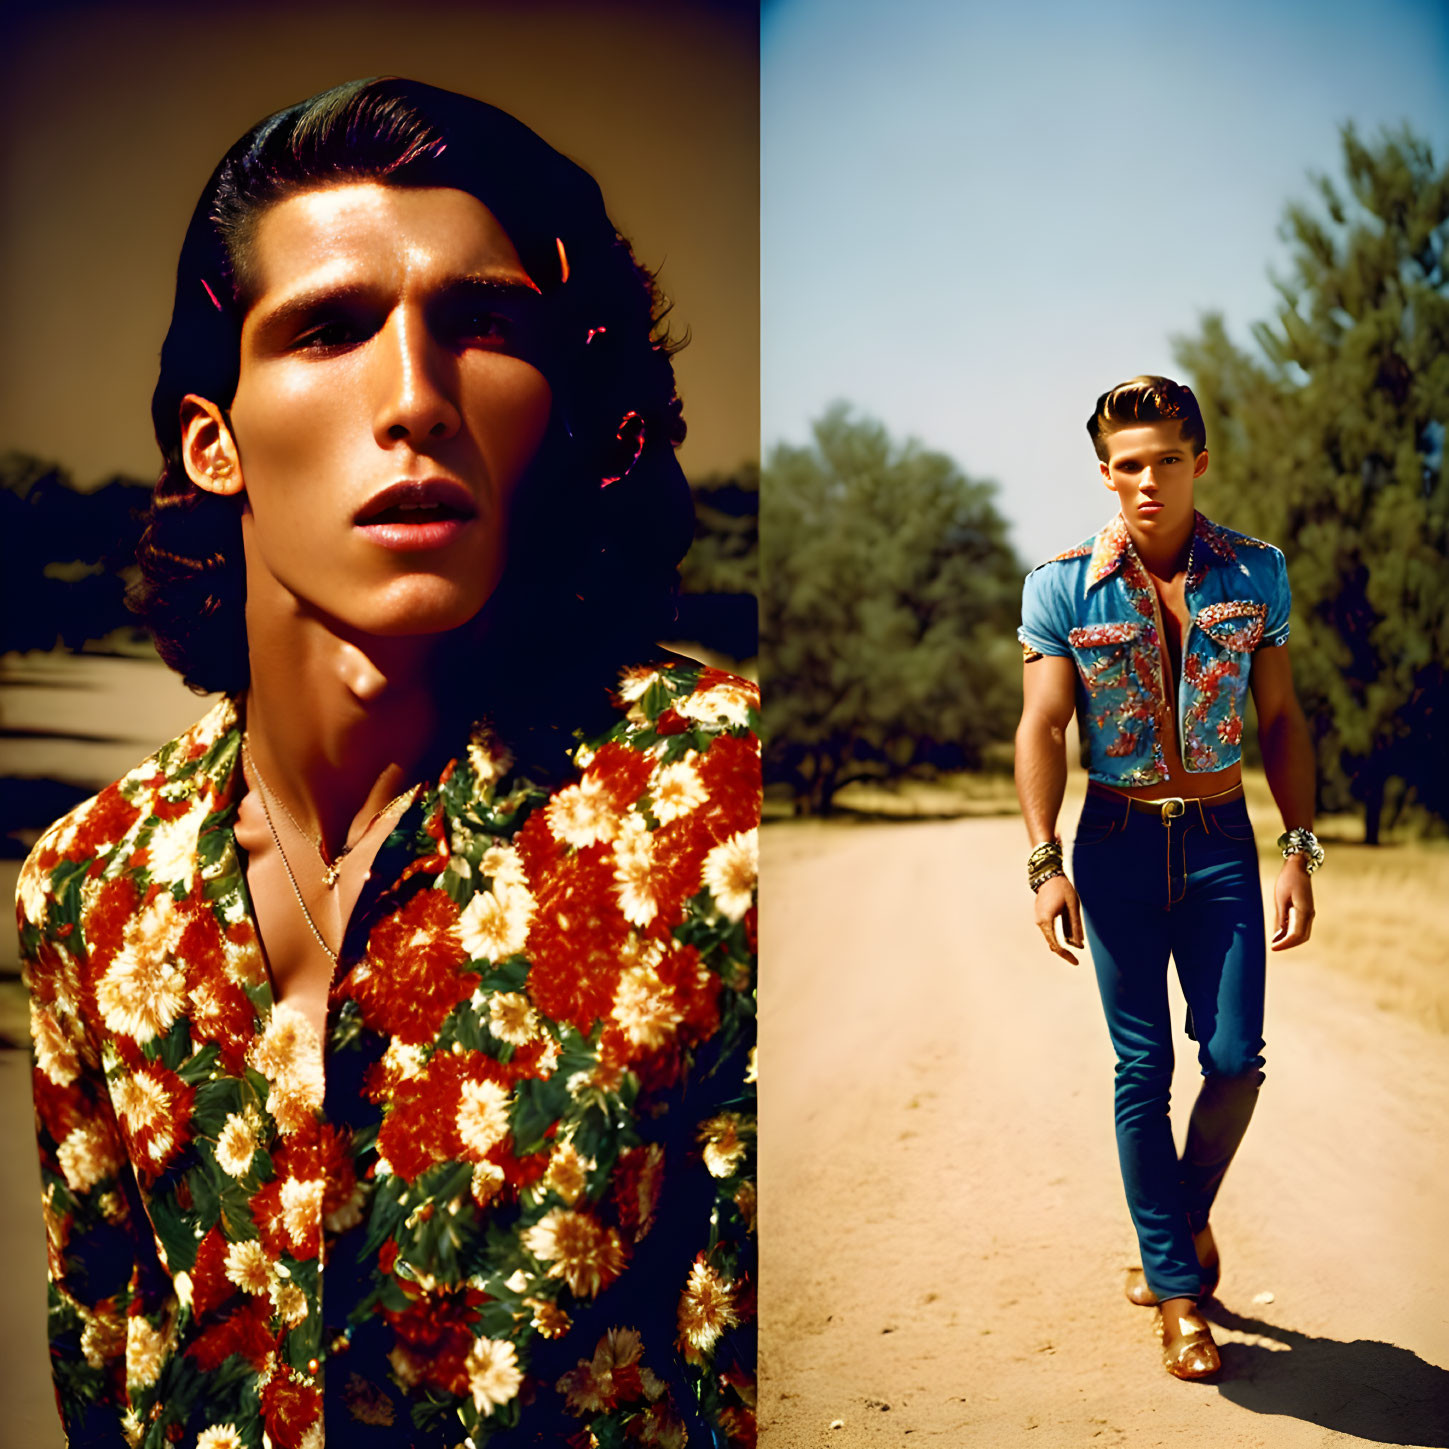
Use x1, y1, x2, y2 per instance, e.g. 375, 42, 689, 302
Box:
1098, 420, 1208, 539
217, 181, 555, 640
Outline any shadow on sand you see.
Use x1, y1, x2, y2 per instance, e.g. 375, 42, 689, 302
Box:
1204, 1301, 1449, 1446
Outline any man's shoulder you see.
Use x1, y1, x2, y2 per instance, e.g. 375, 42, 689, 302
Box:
1195, 513, 1284, 562
1021, 531, 1099, 600
1191, 516, 1287, 601
1026, 529, 1099, 576
15, 696, 240, 938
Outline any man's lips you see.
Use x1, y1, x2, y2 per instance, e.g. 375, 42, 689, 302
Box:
355, 479, 477, 551
355, 479, 477, 526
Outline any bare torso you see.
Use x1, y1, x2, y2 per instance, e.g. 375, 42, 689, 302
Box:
1119, 565, 1244, 801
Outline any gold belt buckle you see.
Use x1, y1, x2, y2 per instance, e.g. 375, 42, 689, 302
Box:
1159, 796, 1187, 823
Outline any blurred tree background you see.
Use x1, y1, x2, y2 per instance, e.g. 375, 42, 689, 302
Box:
675, 464, 759, 666
1176, 124, 1447, 843
0, 455, 153, 656
763, 405, 1022, 815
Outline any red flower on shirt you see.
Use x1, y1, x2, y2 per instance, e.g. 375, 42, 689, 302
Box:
383, 1282, 489, 1396
79, 874, 138, 978
64, 784, 142, 866
523, 830, 629, 1034
696, 736, 762, 843
180, 909, 257, 1075
189, 1225, 234, 1321
186, 1295, 275, 1372
261, 1370, 322, 1449
346, 889, 478, 1045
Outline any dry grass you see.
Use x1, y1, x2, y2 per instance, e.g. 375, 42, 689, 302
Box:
1235, 772, 1449, 1033
830, 770, 1021, 818
1288, 835, 1449, 1033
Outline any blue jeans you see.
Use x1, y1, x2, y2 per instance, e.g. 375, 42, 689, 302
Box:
1072, 787, 1266, 1301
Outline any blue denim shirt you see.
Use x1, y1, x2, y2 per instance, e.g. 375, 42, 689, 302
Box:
1018, 511, 1291, 786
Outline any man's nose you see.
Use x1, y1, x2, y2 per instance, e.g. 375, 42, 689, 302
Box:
374, 310, 462, 446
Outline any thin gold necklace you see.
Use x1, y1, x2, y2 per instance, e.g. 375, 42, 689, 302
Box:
240, 737, 419, 966
241, 733, 419, 888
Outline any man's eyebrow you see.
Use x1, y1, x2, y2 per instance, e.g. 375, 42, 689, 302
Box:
250, 271, 542, 337
452, 272, 542, 296
1115, 449, 1182, 465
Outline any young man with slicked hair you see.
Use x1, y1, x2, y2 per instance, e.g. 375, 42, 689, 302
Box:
1014, 375, 1320, 1379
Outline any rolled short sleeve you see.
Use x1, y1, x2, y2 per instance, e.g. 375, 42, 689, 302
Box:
1018, 566, 1071, 659
1260, 549, 1291, 648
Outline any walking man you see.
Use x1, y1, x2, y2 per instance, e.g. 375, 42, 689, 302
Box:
1014, 375, 1321, 1377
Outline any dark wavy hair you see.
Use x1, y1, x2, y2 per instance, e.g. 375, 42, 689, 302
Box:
133, 77, 692, 705
1087, 374, 1207, 462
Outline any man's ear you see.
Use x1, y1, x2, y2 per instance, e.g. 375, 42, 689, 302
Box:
180, 395, 243, 496
1099, 460, 1118, 493
1193, 448, 1210, 479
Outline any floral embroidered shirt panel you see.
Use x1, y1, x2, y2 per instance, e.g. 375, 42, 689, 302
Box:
17, 659, 759, 1449
1018, 511, 1291, 785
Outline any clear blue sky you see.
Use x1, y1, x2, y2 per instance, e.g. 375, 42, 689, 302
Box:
762, 0, 1449, 564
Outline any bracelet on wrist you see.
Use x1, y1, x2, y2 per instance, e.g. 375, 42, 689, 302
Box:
1027, 841, 1064, 893
1276, 827, 1324, 874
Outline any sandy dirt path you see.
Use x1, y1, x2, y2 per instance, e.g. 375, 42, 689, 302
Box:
759, 814, 1449, 1448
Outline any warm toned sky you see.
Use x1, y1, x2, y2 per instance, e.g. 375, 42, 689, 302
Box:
0, 0, 758, 489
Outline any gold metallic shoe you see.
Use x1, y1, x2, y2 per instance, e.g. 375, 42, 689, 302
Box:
1124, 1267, 1157, 1306
1156, 1304, 1221, 1380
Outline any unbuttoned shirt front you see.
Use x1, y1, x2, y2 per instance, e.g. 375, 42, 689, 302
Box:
17, 659, 759, 1449
1018, 511, 1291, 786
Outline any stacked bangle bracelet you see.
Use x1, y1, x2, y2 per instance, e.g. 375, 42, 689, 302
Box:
1027, 839, 1065, 893
1277, 827, 1325, 873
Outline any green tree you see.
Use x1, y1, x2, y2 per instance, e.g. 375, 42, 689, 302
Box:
762, 405, 1022, 814
681, 464, 759, 599
1175, 124, 1448, 842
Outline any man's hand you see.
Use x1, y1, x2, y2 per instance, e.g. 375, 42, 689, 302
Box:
1034, 873, 1085, 964
1271, 853, 1315, 950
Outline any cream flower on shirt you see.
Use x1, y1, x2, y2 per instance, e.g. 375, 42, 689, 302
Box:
546, 777, 620, 848
675, 679, 756, 729
459, 847, 534, 963
144, 809, 204, 893
96, 894, 187, 1044
457, 1078, 512, 1157
703, 828, 758, 922
650, 758, 708, 824
466, 1336, 523, 1416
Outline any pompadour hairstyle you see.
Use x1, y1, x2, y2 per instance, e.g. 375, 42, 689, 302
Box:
133, 77, 692, 711
1087, 375, 1207, 463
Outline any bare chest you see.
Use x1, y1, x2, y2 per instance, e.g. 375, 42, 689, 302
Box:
1150, 572, 1191, 688
233, 789, 395, 1045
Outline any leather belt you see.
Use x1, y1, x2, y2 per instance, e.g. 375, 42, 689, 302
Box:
1086, 780, 1245, 823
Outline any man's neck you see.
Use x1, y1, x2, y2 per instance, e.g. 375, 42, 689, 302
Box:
1123, 511, 1196, 582
242, 590, 445, 859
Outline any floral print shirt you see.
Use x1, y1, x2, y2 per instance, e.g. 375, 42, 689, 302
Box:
16, 660, 758, 1449
1018, 512, 1291, 785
